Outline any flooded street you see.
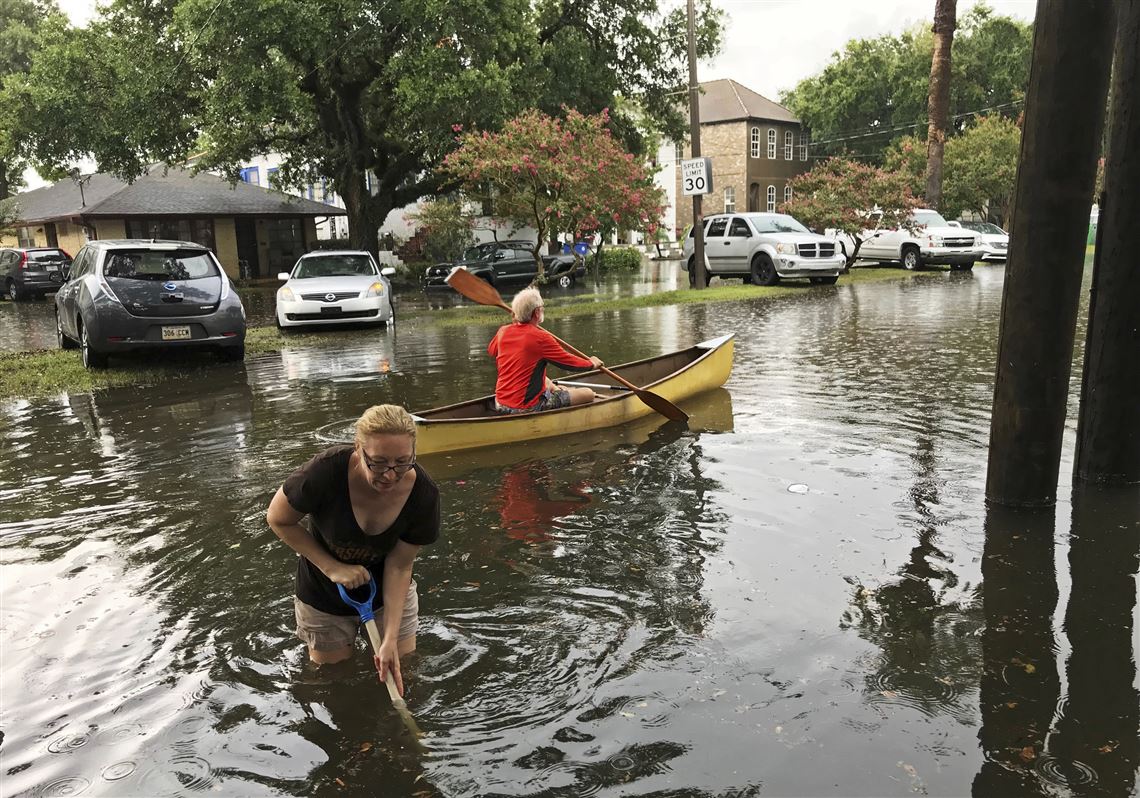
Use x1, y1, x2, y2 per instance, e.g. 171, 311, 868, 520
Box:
1, 263, 1137, 797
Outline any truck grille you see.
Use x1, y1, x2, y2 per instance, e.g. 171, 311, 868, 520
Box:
943, 238, 975, 248
796, 242, 837, 258
300, 291, 359, 302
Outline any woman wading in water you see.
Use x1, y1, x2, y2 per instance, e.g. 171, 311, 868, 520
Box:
266, 404, 440, 694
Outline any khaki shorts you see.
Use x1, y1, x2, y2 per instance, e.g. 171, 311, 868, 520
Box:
294, 579, 419, 652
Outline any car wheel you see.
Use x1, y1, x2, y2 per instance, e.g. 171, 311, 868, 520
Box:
56, 309, 77, 350
557, 273, 574, 289
687, 258, 696, 287
8, 279, 25, 302
80, 322, 108, 369
751, 254, 780, 286
902, 245, 922, 271
218, 345, 245, 362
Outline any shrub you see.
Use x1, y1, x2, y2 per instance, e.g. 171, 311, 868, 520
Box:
587, 247, 642, 272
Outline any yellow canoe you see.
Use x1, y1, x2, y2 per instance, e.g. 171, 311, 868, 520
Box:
412, 334, 734, 455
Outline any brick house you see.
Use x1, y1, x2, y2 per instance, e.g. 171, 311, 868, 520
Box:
673, 79, 809, 234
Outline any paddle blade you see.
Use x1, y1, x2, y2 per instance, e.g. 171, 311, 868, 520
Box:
446, 267, 511, 311
631, 387, 689, 422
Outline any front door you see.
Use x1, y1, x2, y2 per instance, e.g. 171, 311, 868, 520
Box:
234, 218, 259, 277
723, 217, 754, 273
704, 217, 729, 274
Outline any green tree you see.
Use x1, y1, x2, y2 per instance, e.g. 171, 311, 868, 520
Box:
12, 0, 720, 255
782, 157, 921, 268
443, 108, 664, 280
405, 197, 477, 264
0, 0, 65, 199
782, 3, 1030, 161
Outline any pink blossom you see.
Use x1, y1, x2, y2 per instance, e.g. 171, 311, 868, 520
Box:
452, 123, 464, 132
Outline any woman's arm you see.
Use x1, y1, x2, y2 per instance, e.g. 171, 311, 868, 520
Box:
376, 540, 421, 694
266, 487, 370, 588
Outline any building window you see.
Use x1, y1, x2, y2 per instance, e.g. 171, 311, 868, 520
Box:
674, 141, 684, 161
240, 166, 259, 186
750, 127, 761, 158
767, 129, 776, 159
17, 226, 35, 248
784, 185, 793, 204
767, 185, 776, 212
784, 131, 794, 160
125, 218, 216, 252
724, 186, 736, 213
267, 167, 279, 188
799, 133, 808, 161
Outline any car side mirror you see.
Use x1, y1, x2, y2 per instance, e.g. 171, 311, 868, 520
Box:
380, 267, 396, 277
277, 272, 291, 281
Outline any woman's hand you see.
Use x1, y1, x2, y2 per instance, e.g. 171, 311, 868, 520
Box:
375, 637, 404, 696
324, 562, 371, 589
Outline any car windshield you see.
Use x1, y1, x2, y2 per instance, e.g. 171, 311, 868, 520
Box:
29, 250, 71, 264
964, 221, 1005, 235
748, 214, 811, 234
911, 210, 950, 228
461, 243, 498, 261
103, 250, 218, 281
293, 254, 376, 278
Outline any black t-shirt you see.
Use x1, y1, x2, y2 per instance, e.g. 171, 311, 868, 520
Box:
282, 444, 440, 615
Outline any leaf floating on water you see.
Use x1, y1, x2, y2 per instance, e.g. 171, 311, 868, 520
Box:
229, 543, 240, 549
1019, 746, 1036, 763
1098, 741, 1120, 753
619, 712, 635, 718
881, 690, 899, 699
465, 581, 481, 588
1005, 701, 1019, 709
1023, 663, 1036, 674
712, 690, 726, 698
900, 763, 918, 777
335, 777, 346, 787
360, 742, 373, 752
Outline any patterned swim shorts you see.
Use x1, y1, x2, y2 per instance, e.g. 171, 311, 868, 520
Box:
495, 388, 573, 414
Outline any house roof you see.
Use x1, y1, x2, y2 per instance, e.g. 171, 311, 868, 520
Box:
696, 79, 800, 125
7, 166, 346, 224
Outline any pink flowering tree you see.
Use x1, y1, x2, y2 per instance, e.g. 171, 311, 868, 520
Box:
782, 157, 922, 268
442, 108, 665, 281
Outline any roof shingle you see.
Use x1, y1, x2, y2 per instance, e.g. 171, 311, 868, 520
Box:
695, 79, 800, 125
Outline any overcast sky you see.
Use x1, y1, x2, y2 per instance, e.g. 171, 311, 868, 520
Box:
29, 0, 1036, 190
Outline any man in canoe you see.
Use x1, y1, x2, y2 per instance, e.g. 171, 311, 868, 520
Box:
489, 287, 603, 414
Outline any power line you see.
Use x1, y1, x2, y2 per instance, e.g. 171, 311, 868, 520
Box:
808, 100, 1024, 147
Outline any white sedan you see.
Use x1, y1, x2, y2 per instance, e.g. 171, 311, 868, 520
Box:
276, 250, 396, 329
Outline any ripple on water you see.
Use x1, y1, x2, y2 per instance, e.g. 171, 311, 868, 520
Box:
33, 776, 91, 796
1034, 755, 1098, 788
137, 752, 218, 794
868, 669, 962, 716
92, 723, 147, 745
313, 419, 356, 444
46, 732, 92, 754
101, 761, 138, 781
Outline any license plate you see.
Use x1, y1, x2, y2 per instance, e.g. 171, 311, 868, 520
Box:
46, 263, 59, 272
320, 306, 343, 314
161, 326, 191, 340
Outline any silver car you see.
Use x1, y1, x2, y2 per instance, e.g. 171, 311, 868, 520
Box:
54, 240, 246, 369
276, 250, 396, 329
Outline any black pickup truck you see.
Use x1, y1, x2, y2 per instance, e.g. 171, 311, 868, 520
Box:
423, 240, 582, 289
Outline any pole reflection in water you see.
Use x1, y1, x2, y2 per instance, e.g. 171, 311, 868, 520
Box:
973, 506, 1060, 796
1050, 485, 1140, 794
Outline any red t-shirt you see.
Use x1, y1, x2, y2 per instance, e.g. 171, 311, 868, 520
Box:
488, 322, 594, 409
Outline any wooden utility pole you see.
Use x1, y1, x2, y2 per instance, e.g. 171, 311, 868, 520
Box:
986, 0, 1116, 507
1074, 0, 1140, 485
924, 0, 957, 209
686, 0, 707, 290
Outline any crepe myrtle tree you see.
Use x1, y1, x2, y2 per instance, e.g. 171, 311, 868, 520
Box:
782, 157, 922, 268
442, 108, 665, 281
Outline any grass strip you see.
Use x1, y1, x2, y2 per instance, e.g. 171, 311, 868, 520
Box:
0, 266, 951, 399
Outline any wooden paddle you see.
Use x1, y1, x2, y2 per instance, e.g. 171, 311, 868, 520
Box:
446, 267, 689, 422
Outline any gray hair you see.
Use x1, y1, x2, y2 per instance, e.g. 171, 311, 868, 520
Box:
511, 287, 544, 323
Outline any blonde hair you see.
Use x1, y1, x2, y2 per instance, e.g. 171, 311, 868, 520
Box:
355, 404, 416, 442
511, 287, 543, 323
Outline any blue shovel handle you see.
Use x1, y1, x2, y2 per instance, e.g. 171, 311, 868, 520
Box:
337, 578, 378, 623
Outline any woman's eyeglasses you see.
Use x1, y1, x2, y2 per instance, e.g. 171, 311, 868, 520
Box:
360, 451, 416, 477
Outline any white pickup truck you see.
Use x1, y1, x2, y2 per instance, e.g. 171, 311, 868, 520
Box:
683, 212, 846, 286
830, 209, 981, 271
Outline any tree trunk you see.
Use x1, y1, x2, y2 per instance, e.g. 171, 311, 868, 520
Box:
924, 0, 957, 209
0, 160, 11, 201
594, 237, 605, 284
338, 168, 384, 260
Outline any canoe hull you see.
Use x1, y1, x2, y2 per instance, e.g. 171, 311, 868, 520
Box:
412, 334, 734, 455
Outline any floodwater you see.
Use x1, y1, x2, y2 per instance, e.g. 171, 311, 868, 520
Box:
1, 263, 1137, 797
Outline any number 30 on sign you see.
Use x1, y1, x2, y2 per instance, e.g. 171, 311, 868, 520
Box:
681, 157, 713, 196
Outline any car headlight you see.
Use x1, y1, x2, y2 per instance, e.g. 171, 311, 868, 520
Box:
278, 286, 297, 302
927, 235, 943, 247
775, 243, 797, 255
365, 282, 385, 297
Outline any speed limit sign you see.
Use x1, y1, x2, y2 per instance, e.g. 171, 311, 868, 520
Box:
681, 157, 713, 196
